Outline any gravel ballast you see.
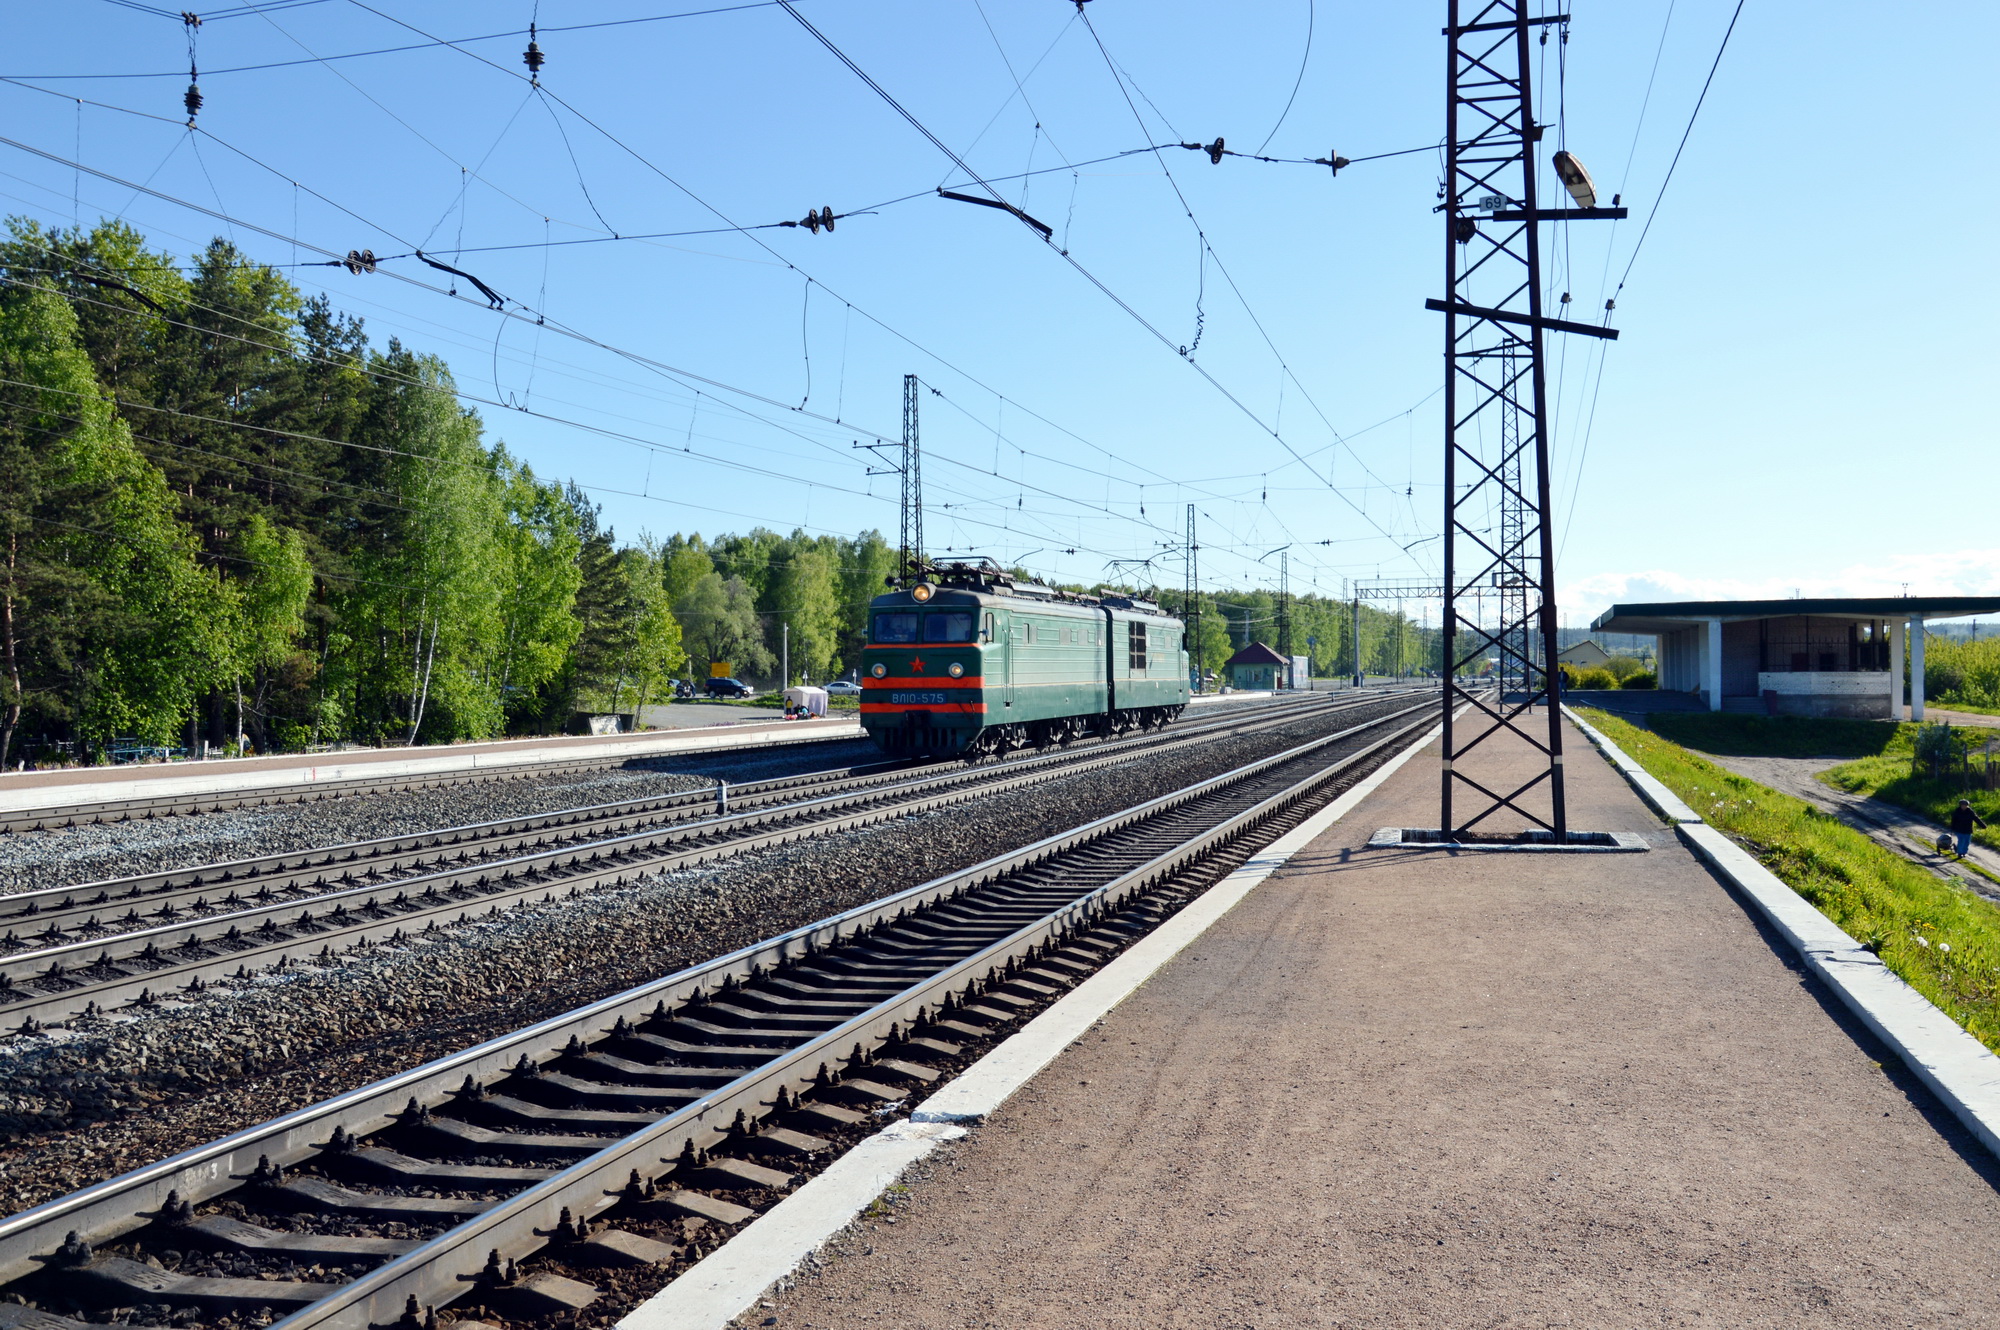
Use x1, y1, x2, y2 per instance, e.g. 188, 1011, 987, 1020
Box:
0, 739, 882, 896
0, 706, 1399, 1215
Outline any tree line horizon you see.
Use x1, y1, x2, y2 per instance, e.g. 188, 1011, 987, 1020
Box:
0, 219, 1442, 765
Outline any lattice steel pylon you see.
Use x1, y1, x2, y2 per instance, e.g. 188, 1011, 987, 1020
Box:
1430, 2, 1620, 839
1184, 504, 1202, 689
901, 373, 923, 580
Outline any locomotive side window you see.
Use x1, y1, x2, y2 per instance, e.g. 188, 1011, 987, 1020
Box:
982, 612, 995, 643
1025, 622, 1036, 644
1128, 621, 1148, 671
874, 613, 920, 643
923, 612, 975, 643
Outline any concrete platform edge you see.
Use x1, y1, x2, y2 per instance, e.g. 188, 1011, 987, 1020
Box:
1678, 821, 2000, 1163
616, 718, 1448, 1330
1561, 704, 1704, 824
1569, 710, 2000, 1163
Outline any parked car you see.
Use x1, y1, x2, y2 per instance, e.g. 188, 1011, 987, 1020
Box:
705, 676, 755, 698
672, 679, 697, 700
824, 680, 862, 697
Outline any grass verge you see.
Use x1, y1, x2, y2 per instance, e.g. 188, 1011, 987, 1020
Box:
1639, 712, 2000, 856
1645, 712, 1901, 759
1576, 708, 2000, 1054
1822, 752, 2000, 857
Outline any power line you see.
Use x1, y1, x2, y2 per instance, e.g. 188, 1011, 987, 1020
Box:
771, 2, 1428, 563
5, 30, 1419, 582
19, 5, 784, 79
1608, 0, 1747, 306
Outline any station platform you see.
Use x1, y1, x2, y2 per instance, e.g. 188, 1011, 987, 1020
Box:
760, 715, 2000, 1328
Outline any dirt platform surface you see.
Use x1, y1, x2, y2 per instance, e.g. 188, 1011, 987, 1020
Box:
758, 716, 2000, 1329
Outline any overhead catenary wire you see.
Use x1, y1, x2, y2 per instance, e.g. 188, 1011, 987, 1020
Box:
4, 21, 1425, 586
0, 66, 1431, 528
768, 1, 1428, 563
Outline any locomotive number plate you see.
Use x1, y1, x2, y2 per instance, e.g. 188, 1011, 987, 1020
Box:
890, 691, 949, 704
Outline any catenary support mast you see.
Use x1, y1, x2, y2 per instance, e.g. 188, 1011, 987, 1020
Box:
902, 373, 923, 580
1185, 503, 1202, 691
1433, 1, 1619, 839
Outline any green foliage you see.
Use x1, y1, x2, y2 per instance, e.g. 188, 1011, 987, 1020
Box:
1603, 654, 1647, 681
1620, 670, 1657, 690
1577, 708, 2000, 1055
0, 282, 228, 760
1823, 727, 2000, 858
1923, 634, 2000, 710
1570, 666, 1618, 690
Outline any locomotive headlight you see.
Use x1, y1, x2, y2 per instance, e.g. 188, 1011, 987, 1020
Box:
910, 583, 934, 603
870, 663, 887, 678
947, 662, 964, 678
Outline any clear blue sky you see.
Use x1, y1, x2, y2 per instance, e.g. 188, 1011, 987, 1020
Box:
4, 0, 1993, 625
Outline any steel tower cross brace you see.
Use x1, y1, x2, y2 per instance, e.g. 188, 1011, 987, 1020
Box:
1434, 2, 1618, 840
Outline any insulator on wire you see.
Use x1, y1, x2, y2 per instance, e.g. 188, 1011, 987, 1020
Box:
343, 249, 378, 276
784, 207, 838, 234
524, 24, 545, 84
182, 10, 203, 126
1204, 137, 1225, 164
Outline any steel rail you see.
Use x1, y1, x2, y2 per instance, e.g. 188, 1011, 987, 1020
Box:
0, 695, 1337, 968
0, 693, 1425, 1029
0, 696, 1438, 1319
0, 728, 883, 836
0, 692, 1356, 940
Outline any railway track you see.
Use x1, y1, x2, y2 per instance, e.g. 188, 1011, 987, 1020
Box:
0, 693, 1438, 1330
0, 690, 1428, 1031
0, 728, 876, 837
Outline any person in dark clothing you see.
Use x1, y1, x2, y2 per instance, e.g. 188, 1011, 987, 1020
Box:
1950, 799, 1987, 857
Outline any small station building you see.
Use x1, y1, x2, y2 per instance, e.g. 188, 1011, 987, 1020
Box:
1589, 595, 2000, 719
1555, 639, 1612, 669
1224, 641, 1287, 691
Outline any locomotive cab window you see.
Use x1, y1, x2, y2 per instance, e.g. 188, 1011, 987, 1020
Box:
1128, 621, 1148, 671
873, 613, 919, 644
923, 611, 975, 643
982, 612, 995, 643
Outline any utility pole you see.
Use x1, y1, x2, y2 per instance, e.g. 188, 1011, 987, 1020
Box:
902, 373, 923, 581
781, 622, 790, 690
1351, 587, 1362, 688
1277, 551, 1292, 662
853, 373, 925, 586
1433, 2, 1622, 839
1184, 503, 1202, 692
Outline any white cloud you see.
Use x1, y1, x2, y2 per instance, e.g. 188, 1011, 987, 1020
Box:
1562, 549, 2000, 627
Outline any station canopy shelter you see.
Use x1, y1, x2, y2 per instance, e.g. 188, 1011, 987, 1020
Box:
1590, 596, 2000, 720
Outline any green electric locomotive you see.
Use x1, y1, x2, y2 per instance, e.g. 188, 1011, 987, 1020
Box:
859, 559, 1189, 759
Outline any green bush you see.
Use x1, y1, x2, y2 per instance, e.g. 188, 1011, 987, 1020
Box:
1604, 654, 1648, 681
1620, 670, 1657, 689
1925, 635, 2000, 710
1573, 666, 1618, 690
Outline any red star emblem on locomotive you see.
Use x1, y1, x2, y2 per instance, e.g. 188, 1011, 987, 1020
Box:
908, 656, 926, 673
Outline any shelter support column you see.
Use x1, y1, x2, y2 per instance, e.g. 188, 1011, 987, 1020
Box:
1911, 616, 1926, 722
1707, 617, 1723, 711
1890, 619, 1904, 721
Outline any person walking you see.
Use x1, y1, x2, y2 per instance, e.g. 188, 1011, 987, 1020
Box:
1950, 798, 1987, 857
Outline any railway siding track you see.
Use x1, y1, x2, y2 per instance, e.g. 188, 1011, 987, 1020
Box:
0, 695, 1350, 944
0, 693, 1404, 1032
0, 734, 870, 838
0, 699, 1436, 1330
